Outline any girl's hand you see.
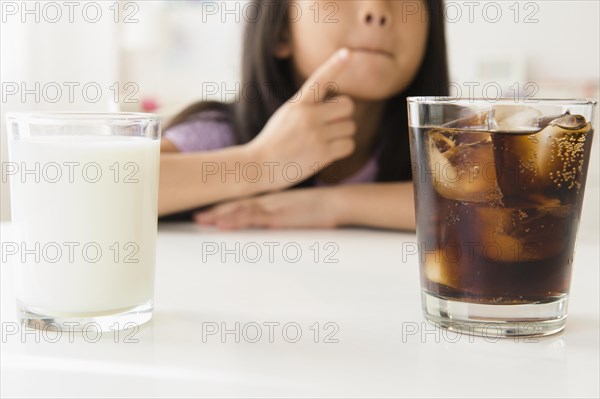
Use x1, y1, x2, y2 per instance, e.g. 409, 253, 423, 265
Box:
247, 48, 356, 191
160, 139, 179, 153
194, 188, 341, 230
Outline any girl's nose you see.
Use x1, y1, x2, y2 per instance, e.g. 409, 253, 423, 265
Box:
359, 1, 393, 29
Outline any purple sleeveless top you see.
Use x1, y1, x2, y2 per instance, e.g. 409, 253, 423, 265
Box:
164, 111, 378, 185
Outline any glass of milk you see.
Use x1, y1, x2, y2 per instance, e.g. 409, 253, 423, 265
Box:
5, 112, 160, 331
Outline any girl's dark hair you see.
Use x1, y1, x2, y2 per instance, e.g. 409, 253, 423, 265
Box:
167, 0, 449, 183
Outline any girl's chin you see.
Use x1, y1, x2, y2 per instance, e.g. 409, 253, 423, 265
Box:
337, 81, 405, 101
337, 65, 406, 100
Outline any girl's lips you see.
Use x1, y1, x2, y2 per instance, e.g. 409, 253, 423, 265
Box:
351, 47, 395, 59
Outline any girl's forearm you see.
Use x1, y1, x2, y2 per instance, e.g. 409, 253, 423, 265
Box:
332, 182, 416, 231
158, 144, 268, 216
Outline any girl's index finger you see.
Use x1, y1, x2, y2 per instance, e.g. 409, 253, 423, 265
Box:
299, 48, 351, 104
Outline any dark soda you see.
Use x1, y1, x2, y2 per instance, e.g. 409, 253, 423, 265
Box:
410, 112, 593, 304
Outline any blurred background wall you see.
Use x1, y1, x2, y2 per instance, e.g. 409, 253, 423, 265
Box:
1, 0, 599, 220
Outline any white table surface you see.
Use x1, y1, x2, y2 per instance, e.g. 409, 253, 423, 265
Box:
1, 182, 599, 398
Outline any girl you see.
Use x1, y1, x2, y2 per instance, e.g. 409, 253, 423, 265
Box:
159, 0, 448, 230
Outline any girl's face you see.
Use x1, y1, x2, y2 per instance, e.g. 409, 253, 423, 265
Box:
279, 0, 429, 101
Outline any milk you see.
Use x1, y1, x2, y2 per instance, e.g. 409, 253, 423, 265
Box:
7, 135, 160, 315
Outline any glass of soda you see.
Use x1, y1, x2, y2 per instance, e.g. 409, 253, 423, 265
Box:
407, 98, 596, 337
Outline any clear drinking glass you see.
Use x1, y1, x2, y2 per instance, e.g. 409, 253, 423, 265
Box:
407, 98, 596, 337
5, 112, 161, 331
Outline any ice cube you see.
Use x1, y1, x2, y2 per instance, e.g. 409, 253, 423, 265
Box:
474, 205, 572, 262
549, 113, 588, 130
492, 113, 592, 207
423, 250, 460, 289
489, 105, 542, 132
427, 129, 503, 204
442, 111, 488, 130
